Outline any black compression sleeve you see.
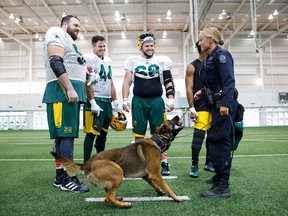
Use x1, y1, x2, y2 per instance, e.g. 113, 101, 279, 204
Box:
49, 55, 66, 78
163, 70, 175, 97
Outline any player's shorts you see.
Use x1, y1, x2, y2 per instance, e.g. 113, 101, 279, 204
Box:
194, 111, 211, 131
83, 98, 112, 136
131, 96, 167, 137
46, 102, 80, 139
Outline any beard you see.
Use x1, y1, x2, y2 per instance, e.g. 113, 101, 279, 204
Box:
67, 26, 78, 41
142, 50, 154, 58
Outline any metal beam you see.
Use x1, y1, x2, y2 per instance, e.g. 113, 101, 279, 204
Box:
0, 26, 31, 50
20, 0, 49, 31
259, 24, 288, 48
0, 6, 31, 34
143, 0, 147, 31
91, 0, 108, 33
223, 0, 266, 46
80, 0, 101, 34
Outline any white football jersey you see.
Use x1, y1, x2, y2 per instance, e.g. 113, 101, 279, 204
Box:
124, 55, 172, 83
44, 26, 86, 83
84, 53, 113, 98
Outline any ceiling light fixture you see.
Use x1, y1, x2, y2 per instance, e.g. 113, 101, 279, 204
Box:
9, 13, 14, 19
162, 30, 167, 38
121, 31, 126, 39
62, 12, 66, 18
268, 14, 273, 20
34, 33, 39, 39
273, 10, 278, 16
166, 10, 172, 20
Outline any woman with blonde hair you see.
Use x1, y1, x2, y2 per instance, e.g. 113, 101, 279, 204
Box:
194, 27, 238, 198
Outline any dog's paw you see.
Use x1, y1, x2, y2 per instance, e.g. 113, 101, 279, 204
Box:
157, 191, 166, 196
174, 196, 185, 202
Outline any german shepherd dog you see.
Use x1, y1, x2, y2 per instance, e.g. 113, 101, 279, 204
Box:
51, 115, 184, 208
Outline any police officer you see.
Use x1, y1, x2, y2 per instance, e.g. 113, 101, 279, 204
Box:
195, 27, 238, 198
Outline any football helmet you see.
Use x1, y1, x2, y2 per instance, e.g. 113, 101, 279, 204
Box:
136, 32, 156, 49
110, 111, 128, 131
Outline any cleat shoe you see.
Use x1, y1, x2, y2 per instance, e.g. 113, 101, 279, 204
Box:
61, 176, 89, 193
161, 162, 171, 176
189, 165, 199, 178
205, 177, 218, 185
53, 176, 63, 188
201, 179, 230, 198
53, 168, 64, 188
204, 162, 215, 172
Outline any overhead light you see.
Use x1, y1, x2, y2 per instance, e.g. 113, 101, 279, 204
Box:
9, 13, 14, 19
166, 10, 172, 20
34, 33, 39, 39
39, 37, 43, 41
162, 30, 167, 38
121, 31, 126, 39
62, 12, 66, 18
167, 10, 172, 17
221, 10, 226, 15
273, 10, 278, 16
268, 14, 273, 20
218, 14, 223, 20
250, 30, 254, 36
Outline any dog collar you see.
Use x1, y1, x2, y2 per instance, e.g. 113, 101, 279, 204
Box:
151, 135, 171, 153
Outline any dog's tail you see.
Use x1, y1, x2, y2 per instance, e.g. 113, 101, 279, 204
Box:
50, 152, 84, 176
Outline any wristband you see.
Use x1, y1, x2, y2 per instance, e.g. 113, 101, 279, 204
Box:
189, 107, 197, 114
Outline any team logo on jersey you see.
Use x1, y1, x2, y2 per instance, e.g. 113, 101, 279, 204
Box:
219, 54, 227, 64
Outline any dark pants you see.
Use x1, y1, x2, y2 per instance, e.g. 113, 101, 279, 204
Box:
207, 102, 237, 182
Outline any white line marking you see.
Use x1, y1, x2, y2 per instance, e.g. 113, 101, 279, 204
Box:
85, 195, 190, 202
124, 176, 177, 180
0, 154, 287, 162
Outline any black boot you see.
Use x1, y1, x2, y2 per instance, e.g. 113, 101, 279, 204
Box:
60, 171, 89, 193
201, 178, 230, 198
53, 168, 64, 188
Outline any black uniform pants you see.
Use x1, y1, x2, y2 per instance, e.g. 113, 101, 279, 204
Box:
207, 104, 236, 182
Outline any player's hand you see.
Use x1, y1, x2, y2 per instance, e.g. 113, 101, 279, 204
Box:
67, 88, 79, 103
189, 107, 198, 122
87, 72, 100, 86
166, 98, 174, 112
194, 90, 202, 100
89, 99, 103, 117
122, 98, 130, 112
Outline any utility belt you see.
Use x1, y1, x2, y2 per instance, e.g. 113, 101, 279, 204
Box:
202, 87, 223, 109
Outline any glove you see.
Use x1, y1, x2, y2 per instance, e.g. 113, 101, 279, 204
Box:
189, 107, 198, 122
112, 100, 119, 112
89, 99, 103, 117
87, 72, 100, 86
166, 98, 174, 112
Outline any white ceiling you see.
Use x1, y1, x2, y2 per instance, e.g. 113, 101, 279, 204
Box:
0, 0, 287, 47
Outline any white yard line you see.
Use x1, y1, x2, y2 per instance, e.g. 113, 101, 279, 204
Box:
85, 195, 190, 202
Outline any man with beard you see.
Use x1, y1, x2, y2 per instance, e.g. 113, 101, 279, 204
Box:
122, 32, 175, 175
42, 15, 89, 193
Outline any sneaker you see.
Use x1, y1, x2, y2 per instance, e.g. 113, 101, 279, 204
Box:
53, 176, 63, 188
61, 176, 89, 193
53, 169, 64, 188
161, 162, 171, 176
201, 179, 230, 198
189, 165, 199, 178
204, 162, 215, 172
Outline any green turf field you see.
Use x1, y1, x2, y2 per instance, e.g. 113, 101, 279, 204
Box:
0, 126, 287, 216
